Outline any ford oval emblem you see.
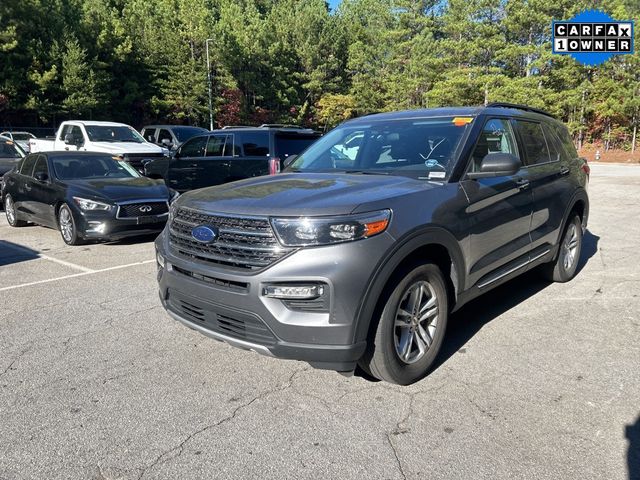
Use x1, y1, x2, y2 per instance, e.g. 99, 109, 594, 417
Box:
191, 225, 218, 244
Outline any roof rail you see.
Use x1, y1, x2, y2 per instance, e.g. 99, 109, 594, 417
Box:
486, 102, 555, 119
259, 124, 307, 129
220, 125, 254, 129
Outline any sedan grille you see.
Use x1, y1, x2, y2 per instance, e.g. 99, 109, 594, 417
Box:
169, 207, 292, 271
118, 202, 168, 218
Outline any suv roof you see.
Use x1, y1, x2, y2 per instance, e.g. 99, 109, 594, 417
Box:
348, 104, 556, 125
215, 124, 318, 134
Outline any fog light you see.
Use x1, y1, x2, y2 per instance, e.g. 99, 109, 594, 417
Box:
262, 284, 324, 299
86, 221, 106, 234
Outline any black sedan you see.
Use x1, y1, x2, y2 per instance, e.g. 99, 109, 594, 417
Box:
2, 152, 178, 245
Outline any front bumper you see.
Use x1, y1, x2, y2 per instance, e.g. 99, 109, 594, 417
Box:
74, 208, 167, 240
156, 229, 395, 371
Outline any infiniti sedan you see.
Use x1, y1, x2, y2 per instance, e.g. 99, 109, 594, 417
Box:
3, 152, 178, 245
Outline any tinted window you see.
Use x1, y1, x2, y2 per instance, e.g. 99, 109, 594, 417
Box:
541, 124, 562, 162
32, 155, 49, 178
514, 120, 551, 166
12, 133, 34, 141
549, 123, 578, 161
239, 132, 270, 156
52, 155, 140, 180
20, 154, 38, 175
143, 128, 156, 142
205, 135, 227, 157
470, 118, 519, 172
179, 136, 208, 157
274, 134, 320, 158
158, 129, 173, 143
85, 125, 144, 143
59, 125, 72, 141
174, 127, 208, 143
0, 140, 23, 158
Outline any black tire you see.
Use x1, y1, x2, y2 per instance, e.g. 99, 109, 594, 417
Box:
57, 204, 84, 246
540, 214, 583, 283
4, 194, 27, 227
359, 263, 449, 385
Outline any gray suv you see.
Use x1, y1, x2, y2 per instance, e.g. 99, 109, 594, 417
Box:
156, 104, 590, 384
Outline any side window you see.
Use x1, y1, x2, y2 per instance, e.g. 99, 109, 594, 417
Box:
157, 129, 173, 144
469, 118, 519, 172
179, 136, 207, 158
19, 154, 38, 176
32, 155, 49, 178
550, 123, 578, 161
205, 135, 227, 157
70, 126, 84, 145
239, 132, 270, 156
143, 128, 156, 142
59, 125, 72, 141
541, 124, 562, 162
514, 120, 551, 166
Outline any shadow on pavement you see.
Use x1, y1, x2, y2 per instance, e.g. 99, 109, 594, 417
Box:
627, 416, 640, 480
576, 229, 600, 275
0, 240, 40, 267
103, 232, 161, 246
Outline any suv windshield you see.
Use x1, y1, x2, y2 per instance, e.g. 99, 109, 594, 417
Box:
53, 155, 141, 180
289, 117, 472, 179
174, 127, 208, 142
85, 126, 145, 143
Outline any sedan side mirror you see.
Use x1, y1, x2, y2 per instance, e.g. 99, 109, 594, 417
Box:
467, 153, 521, 179
34, 172, 48, 182
283, 154, 298, 169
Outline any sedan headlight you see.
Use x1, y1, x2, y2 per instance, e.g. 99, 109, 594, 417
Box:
271, 209, 391, 247
72, 196, 112, 211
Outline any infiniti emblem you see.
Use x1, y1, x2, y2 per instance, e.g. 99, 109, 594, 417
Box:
191, 225, 218, 244
139, 205, 152, 213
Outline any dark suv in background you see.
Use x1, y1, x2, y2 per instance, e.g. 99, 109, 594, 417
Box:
156, 104, 590, 385
143, 125, 321, 192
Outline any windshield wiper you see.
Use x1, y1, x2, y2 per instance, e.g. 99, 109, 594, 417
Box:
344, 170, 391, 175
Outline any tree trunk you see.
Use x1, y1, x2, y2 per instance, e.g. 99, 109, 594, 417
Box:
632, 122, 637, 154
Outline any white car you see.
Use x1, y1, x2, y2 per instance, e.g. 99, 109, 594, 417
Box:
1, 131, 36, 152
29, 121, 169, 173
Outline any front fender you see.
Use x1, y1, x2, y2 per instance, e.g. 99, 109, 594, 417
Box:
352, 225, 466, 344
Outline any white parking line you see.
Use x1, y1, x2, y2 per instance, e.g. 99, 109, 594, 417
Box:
0, 260, 155, 292
2, 243, 94, 273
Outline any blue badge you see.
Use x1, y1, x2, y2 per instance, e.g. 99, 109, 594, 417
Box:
552, 10, 634, 66
191, 225, 218, 244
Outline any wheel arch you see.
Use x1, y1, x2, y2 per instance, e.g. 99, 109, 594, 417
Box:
551, 188, 589, 261
353, 226, 465, 344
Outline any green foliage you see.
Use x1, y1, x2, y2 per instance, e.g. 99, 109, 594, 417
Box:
0, 0, 638, 149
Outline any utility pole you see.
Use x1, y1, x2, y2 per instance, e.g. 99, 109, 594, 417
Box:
205, 38, 214, 131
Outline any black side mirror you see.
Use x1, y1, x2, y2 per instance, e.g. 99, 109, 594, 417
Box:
467, 153, 521, 179
34, 172, 48, 182
283, 154, 298, 169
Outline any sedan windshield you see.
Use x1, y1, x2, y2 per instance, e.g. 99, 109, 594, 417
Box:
85, 126, 145, 143
11, 133, 35, 141
53, 155, 141, 180
288, 116, 472, 180
1, 140, 24, 158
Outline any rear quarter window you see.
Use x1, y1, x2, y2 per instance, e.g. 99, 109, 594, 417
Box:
20, 154, 38, 175
238, 132, 270, 156
275, 134, 320, 158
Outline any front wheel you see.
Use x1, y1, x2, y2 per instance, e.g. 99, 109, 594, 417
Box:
5, 194, 27, 227
541, 214, 583, 283
359, 263, 448, 385
58, 204, 84, 245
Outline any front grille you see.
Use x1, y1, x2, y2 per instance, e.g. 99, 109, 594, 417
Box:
118, 202, 168, 218
172, 265, 249, 292
169, 207, 292, 271
168, 290, 276, 346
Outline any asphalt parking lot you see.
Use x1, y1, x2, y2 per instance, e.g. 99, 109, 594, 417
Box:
1, 164, 639, 480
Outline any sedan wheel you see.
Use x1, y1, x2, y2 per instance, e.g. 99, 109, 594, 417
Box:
5, 195, 26, 227
58, 204, 83, 245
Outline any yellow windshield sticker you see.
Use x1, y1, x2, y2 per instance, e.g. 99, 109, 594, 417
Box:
452, 117, 474, 126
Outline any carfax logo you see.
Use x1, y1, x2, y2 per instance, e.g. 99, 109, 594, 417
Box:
552, 10, 634, 66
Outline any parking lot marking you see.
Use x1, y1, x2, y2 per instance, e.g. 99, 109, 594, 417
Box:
3, 243, 95, 273
0, 259, 155, 292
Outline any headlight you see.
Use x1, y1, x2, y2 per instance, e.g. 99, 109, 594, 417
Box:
271, 209, 391, 247
73, 196, 112, 211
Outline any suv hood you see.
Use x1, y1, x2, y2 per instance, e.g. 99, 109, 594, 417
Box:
67, 177, 169, 202
179, 173, 437, 216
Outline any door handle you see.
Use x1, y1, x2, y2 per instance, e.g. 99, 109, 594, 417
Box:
559, 166, 570, 175
514, 178, 530, 190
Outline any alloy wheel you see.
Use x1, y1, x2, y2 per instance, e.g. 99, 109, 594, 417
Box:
394, 280, 439, 364
5, 196, 16, 224
562, 223, 579, 271
59, 207, 74, 243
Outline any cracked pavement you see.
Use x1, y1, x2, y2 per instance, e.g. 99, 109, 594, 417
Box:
1, 164, 639, 479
